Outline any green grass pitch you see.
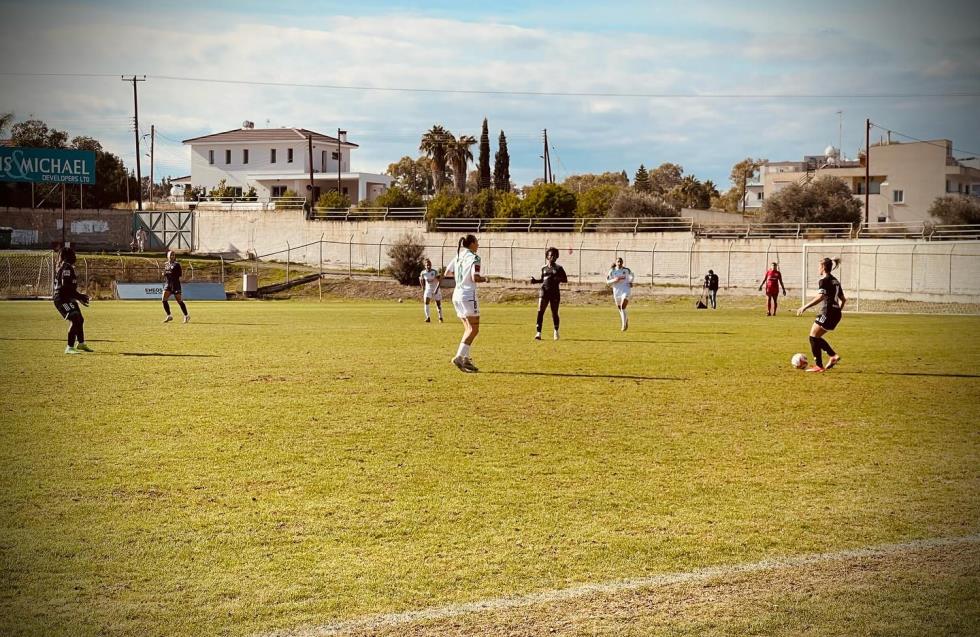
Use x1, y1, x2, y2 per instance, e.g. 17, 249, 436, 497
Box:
1, 299, 978, 635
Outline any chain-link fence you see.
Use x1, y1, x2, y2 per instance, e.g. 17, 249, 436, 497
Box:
0, 251, 54, 298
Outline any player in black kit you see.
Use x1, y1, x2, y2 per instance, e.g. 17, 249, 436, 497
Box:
162, 250, 190, 323
531, 247, 568, 340
53, 247, 93, 354
797, 257, 845, 372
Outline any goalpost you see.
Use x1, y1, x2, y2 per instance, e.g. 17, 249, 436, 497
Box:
801, 241, 980, 315
0, 251, 55, 299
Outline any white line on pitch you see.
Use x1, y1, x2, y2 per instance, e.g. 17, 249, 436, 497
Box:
262, 533, 980, 637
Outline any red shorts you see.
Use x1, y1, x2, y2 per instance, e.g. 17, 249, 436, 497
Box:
765, 285, 779, 297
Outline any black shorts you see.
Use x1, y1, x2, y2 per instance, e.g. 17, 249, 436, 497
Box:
815, 308, 842, 331
54, 298, 81, 320
538, 290, 561, 302
164, 284, 182, 295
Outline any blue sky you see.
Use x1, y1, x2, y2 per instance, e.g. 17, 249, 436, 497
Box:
1, 0, 978, 187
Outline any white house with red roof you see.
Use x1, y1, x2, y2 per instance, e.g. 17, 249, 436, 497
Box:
180, 124, 390, 204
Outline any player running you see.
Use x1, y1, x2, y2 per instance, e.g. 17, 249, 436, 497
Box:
53, 247, 93, 354
418, 258, 444, 323
531, 247, 567, 340
796, 257, 845, 373
162, 250, 190, 324
758, 261, 787, 316
446, 234, 488, 373
606, 257, 634, 330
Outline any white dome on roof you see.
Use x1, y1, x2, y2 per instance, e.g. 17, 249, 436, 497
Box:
824, 145, 840, 158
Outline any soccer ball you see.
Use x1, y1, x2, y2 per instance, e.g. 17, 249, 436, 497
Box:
791, 353, 808, 369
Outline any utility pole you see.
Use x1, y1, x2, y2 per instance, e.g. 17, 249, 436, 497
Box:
864, 118, 871, 227
149, 124, 155, 209
122, 75, 146, 211
307, 134, 314, 207
542, 129, 553, 184
741, 169, 748, 214
337, 128, 346, 196
837, 110, 843, 155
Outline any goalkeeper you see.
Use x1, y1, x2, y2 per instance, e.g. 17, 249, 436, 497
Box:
52, 247, 93, 354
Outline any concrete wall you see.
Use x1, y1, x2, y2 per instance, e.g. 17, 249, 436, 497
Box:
191, 210, 980, 300
0, 208, 133, 250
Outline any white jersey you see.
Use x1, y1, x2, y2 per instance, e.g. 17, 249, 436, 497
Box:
453, 250, 481, 294
419, 268, 440, 294
607, 267, 634, 295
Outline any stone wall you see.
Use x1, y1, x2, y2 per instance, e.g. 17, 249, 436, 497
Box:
0, 208, 134, 250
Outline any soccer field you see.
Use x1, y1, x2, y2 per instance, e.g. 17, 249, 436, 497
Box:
1, 300, 978, 636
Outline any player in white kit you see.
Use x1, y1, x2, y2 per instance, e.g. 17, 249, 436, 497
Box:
606, 257, 634, 331
418, 258, 443, 322
446, 234, 488, 372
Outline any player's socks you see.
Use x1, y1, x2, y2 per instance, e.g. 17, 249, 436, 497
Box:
818, 337, 836, 357
809, 336, 823, 368
75, 342, 93, 352
424, 305, 431, 320
163, 299, 171, 315
457, 343, 470, 359
436, 302, 443, 320
553, 330, 559, 340
177, 300, 188, 316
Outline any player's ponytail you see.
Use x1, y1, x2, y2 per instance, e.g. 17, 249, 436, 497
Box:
820, 257, 841, 272
59, 247, 76, 265
458, 234, 477, 254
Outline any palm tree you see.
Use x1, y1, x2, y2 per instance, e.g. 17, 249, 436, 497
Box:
419, 125, 451, 191
446, 134, 476, 194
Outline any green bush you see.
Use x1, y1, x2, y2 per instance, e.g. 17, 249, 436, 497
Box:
372, 185, 424, 209
928, 195, 980, 225
576, 184, 622, 218
387, 234, 426, 285
608, 189, 679, 217
761, 176, 861, 224
316, 190, 351, 209
426, 189, 466, 219
522, 183, 577, 218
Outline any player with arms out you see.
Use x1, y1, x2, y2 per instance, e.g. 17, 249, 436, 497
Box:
162, 250, 190, 324
796, 257, 845, 372
418, 258, 444, 323
758, 261, 787, 316
531, 247, 567, 340
606, 257, 634, 331
53, 247, 93, 354
446, 234, 488, 373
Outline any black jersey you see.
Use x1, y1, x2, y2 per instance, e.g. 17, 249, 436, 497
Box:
53, 262, 79, 302
163, 261, 183, 287
533, 264, 567, 295
818, 274, 844, 313
704, 273, 719, 290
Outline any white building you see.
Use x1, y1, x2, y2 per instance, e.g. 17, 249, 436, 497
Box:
179, 124, 391, 204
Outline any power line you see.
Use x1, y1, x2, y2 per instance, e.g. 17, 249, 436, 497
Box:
869, 122, 980, 157
3, 71, 979, 99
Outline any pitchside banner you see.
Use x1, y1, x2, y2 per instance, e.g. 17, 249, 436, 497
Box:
0, 147, 97, 184
115, 282, 227, 301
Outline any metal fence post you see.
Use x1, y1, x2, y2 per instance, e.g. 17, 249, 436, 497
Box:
510, 240, 515, 282
949, 243, 955, 294
855, 244, 861, 312
286, 241, 290, 285
726, 241, 733, 289
378, 236, 384, 278
319, 234, 324, 302
910, 243, 917, 293
688, 241, 694, 292
219, 256, 225, 284
348, 233, 354, 279
650, 241, 657, 286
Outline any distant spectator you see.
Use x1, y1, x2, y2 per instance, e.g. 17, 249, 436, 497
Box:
136, 228, 147, 253
703, 269, 720, 309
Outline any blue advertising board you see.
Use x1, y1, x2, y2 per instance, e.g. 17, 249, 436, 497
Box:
115, 282, 227, 301
0, 147, 97, 185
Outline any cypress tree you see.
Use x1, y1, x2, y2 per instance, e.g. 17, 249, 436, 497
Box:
634, 164, 651, 192
478, 118, 491, 191
493, 130, 511, 191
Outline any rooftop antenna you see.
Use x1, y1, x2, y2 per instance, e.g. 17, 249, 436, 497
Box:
836, 110, 843, 158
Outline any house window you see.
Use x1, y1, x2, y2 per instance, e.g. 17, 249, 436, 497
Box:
877, 216, 888, 223
946, 180, 951, 193
893, 189, 904, 204
208, 150, 214, 165
271, 148, 277, 164
271, 185, 287, 198
287, 148, 294, 163
331, 151, 340, 160
243, 149, 249, 164
756, 192, 764, 200
966, 185, 971, 195
229, 187, 243, 198
225, 149, 231, 165
322, 150, 327, 170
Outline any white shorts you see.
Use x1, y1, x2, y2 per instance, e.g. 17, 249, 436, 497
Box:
613, 289, 631, 305
423, 288, 442, 301
452, 290, 480, 319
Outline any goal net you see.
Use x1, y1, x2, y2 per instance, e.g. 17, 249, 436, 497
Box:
801, 241, 980, 314
0, 251, 54, 299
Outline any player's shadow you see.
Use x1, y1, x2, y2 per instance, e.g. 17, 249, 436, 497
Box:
0, 337, 118, 342
836, 371, 980, 379
119, 352, 218, 358
563, 338, 695, 344
191, 322, 279, 326
486, 370, 686, 381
